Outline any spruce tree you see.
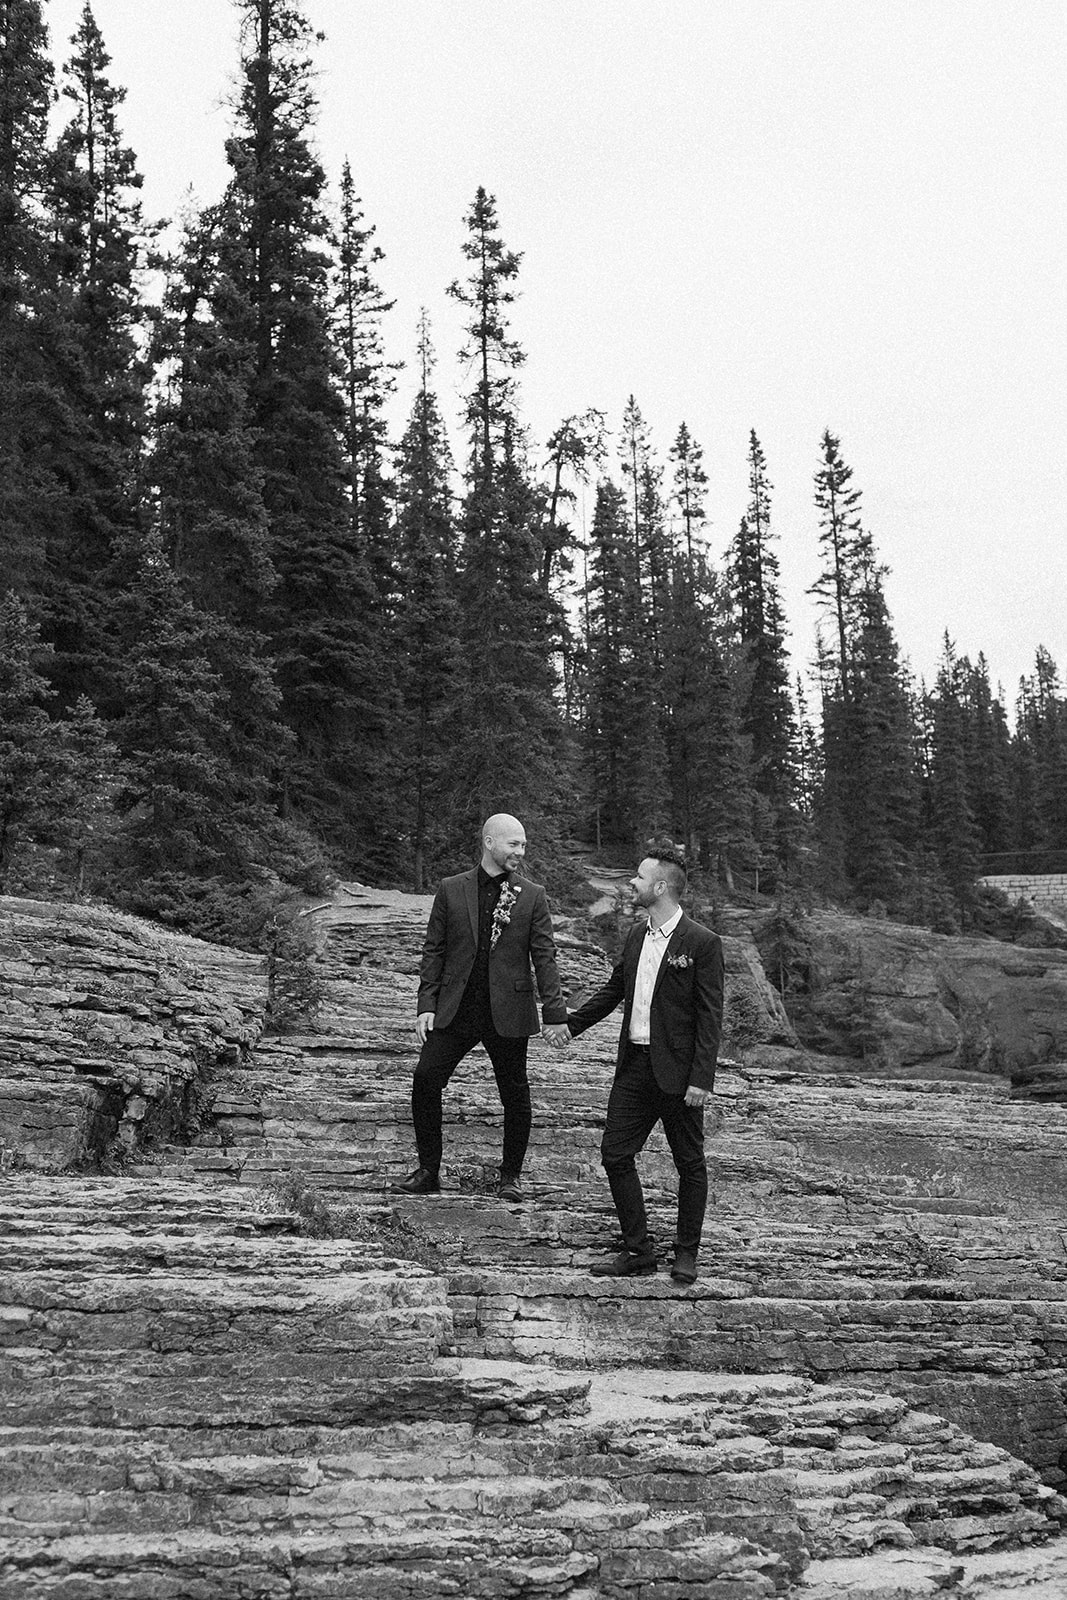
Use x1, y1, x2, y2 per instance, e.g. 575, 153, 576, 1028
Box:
0, 591, 60, 889
446, 187, 567, 838
928, 637, 981, 918
0, 0, 60, 600
219, 0, 394, 864
961, 653, 1013, 861
669, 423, 708, 564
810, 428, 866, 697
0, 592, 119, 893
392, 315, 463, 888
726, 431, 797, 870
581, 480, 667, 850
809, 436, 918, 911
148, 207, 291, 851
332, 160, 397, 599
660, 548, 755, 877
44, 2, 149, 713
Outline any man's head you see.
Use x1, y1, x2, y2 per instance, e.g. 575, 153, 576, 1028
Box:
481, 813, 527, 875
630, 845, 688, 911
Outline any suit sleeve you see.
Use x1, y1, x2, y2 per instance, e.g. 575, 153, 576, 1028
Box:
415, 884, 448, 1016
566, 943, 629, 1037
689, 931, 725, 1091
529, 885, 568, 1026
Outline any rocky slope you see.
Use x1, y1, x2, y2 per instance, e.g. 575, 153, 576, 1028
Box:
2, 886, 1067, 1597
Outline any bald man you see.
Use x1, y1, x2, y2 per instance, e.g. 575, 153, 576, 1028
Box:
392, 815, 571, 1202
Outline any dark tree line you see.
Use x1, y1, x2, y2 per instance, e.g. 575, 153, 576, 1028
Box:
2, 0, 1065, 942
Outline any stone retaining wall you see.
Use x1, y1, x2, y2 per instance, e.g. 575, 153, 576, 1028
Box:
979, 874, 1067, 905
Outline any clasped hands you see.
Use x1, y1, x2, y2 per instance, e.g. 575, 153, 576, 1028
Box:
542, 1022, 571, 1052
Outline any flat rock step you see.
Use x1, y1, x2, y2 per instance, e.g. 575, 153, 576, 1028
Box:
3, 1362, 1064, 1598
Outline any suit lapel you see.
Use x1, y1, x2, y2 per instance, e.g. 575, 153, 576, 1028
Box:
463, 869, 479, 941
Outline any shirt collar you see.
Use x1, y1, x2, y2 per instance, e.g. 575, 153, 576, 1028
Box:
646, 906, 683, 940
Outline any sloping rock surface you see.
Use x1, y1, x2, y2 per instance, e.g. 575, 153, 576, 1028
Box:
2, 885, 1067, 1597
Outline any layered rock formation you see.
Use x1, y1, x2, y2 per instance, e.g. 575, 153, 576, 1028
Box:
0, 897, 263, 1169
3, 885, 1067, 1597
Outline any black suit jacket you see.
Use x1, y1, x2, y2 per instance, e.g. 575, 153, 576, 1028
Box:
416, 869, 568, 1037
568, 911, 724, 1093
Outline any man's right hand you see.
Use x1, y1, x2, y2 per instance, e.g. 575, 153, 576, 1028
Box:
415, 1012, 435, 1046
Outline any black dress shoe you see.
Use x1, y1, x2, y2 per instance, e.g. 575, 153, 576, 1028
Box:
391, 1166, 440, 1195
670, 1248, 698, 1284
497, 1173, 524, 1203
590, 1250, 657, 1278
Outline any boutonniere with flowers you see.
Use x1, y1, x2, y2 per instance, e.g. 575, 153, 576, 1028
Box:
490, 881, 522, 949
665, 951, 692, 970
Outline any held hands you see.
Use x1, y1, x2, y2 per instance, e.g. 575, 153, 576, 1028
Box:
415, 1012, 435, 1046
542, 1022, 571, 1052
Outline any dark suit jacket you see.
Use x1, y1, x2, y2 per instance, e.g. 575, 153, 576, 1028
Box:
568, 911, 724, 1094
416, 869, 569, 1037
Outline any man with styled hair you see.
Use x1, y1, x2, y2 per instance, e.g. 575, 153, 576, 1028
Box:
567, 844, 724, 1283
392, 813, 570, 1202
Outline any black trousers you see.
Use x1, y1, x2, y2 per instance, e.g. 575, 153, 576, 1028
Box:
412, 1016, 531, 1177
601, 1043, 708, 1255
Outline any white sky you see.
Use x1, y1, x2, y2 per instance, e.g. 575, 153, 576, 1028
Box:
44, 0, 1067, 704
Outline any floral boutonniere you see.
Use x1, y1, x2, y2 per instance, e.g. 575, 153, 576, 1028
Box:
490, 881, 522, 950
665, 951, 692, 970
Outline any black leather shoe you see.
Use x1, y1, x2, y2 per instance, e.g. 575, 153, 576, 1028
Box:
391, 1166, 440, 1195
671, 1248, 698, 1284
497, 1173, 524, 1203
590, 1250, 657, 1278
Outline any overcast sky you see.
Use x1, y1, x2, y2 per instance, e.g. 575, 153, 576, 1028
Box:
45, 0, 1067, 704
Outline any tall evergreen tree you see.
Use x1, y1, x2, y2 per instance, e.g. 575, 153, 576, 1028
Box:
810, 428, 866, 698
669, 423, 708, 564
332, 160, 396, 598
148, 207, 291, 844
960, 653, 1013, 861
726, 430, 797, 868
0, 0, 60, 599
928, 636, 981, 917
660, 548, 755, 877
45, 2, 149, 712
393, 315, 463, 889
581, 480, 667, 849
446, 187, 566, 836
218, 0, 394, 863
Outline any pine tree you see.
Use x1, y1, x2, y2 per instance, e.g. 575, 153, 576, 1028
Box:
581, 480, 667, 850
148, 207, 292, 852
810, 428, 866, 698
660, 549, 755, 877
726, 431, 797, 869
0, 592, 119, 893
446, 187, 567, 838
669, 423, 708, 564
108, 546, 251, 926
961, 653, 1013, 861
332, 160, 397, 597
393, 314, 463, 889
844, 575, 921, 906
219, 0, 394, 864
44, 2, 150, 712
538, 407, 606, 590
0, 0, 61, 600
809, 437, 919, 911
0, 591, 60, 888
1017, 648, 1067, 859
928, 636, 981, 918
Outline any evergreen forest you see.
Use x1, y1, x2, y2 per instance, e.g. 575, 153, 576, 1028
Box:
2, 0, 1065, 946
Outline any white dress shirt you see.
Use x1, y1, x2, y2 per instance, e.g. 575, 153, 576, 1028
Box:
628, 905, 683, 1044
